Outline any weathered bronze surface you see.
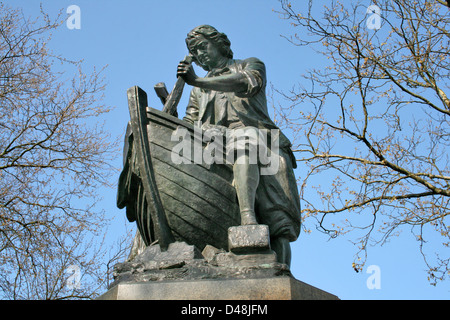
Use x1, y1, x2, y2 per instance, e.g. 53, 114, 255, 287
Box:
117, 25, 301, 266
101, 26, 344, 301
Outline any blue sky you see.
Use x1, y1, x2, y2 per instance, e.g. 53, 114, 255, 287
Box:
7, 0, 449, 300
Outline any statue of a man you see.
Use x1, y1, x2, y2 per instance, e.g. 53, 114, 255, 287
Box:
177, 25, 301, 266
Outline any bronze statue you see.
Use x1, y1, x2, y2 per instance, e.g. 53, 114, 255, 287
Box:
117, 25, 301, 267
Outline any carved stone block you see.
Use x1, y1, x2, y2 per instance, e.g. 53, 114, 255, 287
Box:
228, 224, 271, 254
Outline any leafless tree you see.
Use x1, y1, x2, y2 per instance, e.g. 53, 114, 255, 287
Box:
0, 4, 128, 299
275, 0, 449, 284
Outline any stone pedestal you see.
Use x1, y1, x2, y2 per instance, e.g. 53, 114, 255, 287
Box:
97, 276, 339, 300
99, 226, 339, 300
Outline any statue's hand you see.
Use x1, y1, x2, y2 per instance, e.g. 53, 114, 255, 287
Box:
177, 58, 198, 85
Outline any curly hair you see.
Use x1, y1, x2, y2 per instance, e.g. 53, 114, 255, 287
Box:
185, 25, 233, 68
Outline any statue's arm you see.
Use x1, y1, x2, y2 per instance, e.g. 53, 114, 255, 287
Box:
234, 58, 266, 98
179, 58, 266, 97
193, 72, 248, 93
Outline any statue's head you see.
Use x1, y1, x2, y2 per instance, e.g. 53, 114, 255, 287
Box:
186, 25, 233, 71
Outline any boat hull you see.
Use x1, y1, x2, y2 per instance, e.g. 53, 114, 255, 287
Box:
145, 107, 240, 250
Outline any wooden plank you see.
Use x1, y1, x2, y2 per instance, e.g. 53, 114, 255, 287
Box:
162, 200, 228, 250
150, 144, 239, 209
155, 172, 239, 227
127, 86, 174, 250
147, 106, 234, 183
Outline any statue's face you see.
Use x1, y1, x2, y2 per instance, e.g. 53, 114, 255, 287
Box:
191, 38, 225, 71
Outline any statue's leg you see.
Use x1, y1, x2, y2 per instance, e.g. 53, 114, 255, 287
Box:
270, 236, 292, 267
233, 152, 259, 225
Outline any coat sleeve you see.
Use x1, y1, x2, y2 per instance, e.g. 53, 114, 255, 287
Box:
235, 57, 267, 98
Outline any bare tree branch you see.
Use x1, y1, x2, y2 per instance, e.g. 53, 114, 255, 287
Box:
0, 4, 126, 299
275, 0, 450, 285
